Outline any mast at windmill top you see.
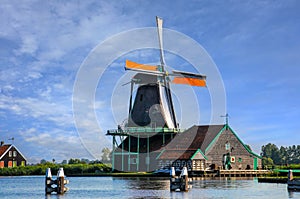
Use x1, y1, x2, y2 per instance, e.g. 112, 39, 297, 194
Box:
156, 16, 178, 129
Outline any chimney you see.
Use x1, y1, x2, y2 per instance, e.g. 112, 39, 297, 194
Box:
0, 141, 4, 146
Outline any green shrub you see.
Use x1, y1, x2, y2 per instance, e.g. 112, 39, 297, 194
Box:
0, 162, 111, 176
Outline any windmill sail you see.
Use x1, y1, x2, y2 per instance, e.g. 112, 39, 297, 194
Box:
156, 16, 178, 129
172, 70, 206, 87
125, 60, 158, 71
172, 77, 206, 86
156, 16, 166, 67
159, 82, 176, 129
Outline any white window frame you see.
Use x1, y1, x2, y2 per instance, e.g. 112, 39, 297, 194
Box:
225, 142, 230, 150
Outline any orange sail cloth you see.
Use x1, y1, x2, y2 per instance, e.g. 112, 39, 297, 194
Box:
172, 77, 206, 87
125, 60, 158, 71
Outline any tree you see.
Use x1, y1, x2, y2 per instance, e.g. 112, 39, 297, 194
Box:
81, 158, 90, 164
61, 160, 67, 164
286, 145, 300, 164
279, 146, 287, 165
40, 159, 47, 164
101, 147, 111, 163
261, 143, 281, 165
296, 145, 300, 164
68, 158, 81, 164
262, 157, 274, 168
261, 143, 300, 165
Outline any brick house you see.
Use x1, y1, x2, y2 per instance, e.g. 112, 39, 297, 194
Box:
157, 124, 262, 172
0, 142, 27, 168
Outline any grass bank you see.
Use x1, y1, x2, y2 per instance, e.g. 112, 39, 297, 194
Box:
0, 163, 111, 176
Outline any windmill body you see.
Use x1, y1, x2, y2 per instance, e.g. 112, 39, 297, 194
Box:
127, 73, 176, 129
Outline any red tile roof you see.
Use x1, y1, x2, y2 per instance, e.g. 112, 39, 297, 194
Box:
159, 125, 224, 159
0, 144, 11, 158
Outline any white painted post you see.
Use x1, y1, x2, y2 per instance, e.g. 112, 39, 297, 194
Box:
170, 167, 176, 177
57, 168, 69, 194
45, 168, 54, 194
180, 167, 189, 191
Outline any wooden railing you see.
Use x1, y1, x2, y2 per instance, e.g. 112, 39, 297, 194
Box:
218, 169, 271, 177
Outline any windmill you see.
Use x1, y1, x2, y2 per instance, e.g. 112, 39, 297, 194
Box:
125, 16, 206, 130
107, 17, 207, 172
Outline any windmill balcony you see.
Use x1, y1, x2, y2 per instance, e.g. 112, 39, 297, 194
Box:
106, 127, 183, 136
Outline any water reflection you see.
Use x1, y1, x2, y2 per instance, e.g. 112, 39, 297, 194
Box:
45, 194, 65, 199
192, 177, 253, 189
118, 177, 169, 190
1, 176, 299, 199
288, 190, 300, 199
169, 191, 189, 199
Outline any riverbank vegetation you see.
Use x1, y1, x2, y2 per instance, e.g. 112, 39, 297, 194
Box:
2, 144, 300, 176
0, 159, 111, 176
261, 143, 300, 169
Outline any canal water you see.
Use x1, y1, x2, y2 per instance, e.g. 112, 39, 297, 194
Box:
0, 176, 299, 199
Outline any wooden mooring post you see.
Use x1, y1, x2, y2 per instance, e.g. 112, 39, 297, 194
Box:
170, 167, 190, 192
45, 168, 69, 195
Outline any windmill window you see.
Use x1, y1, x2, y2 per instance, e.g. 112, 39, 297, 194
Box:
13, 151, 17, 157
140, 94, 143, 101
130, 158, 137, 164
9, 151, 12, 157
238, 158, 242, 163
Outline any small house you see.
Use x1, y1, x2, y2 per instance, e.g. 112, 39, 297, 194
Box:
0, 142, 27, 168
157, 124, 262, 172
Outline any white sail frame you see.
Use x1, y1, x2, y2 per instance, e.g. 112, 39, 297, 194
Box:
159, 82, 175, 129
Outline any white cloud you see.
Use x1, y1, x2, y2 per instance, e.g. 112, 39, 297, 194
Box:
0, 95, 73, 126
37, 86, 52, 100
18, 34, 39, 55
20, 127, 92, 162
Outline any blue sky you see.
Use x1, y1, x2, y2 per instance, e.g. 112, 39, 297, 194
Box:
0, 0, 299, 163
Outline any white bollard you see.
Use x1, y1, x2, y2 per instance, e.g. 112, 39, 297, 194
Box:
57, 168, 65, 177
57, 168, 68, 194
180, 167, 189, 192
170, 167, 176, 177
46, 168, 52, 178
180, 167, 188, 177
45, 168, 54, 194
